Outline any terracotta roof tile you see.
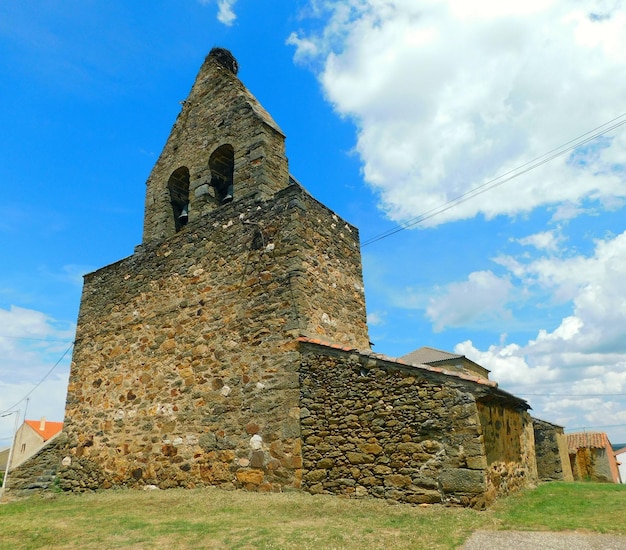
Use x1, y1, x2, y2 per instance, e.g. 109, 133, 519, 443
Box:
25, 419, 63, 441
567, 432, 610, 453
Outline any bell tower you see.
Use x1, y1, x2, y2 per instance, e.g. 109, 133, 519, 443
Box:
62, 49, 370, 492
142, 48, 290, 244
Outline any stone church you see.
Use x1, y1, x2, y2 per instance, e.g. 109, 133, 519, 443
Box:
10, 49, 572, 506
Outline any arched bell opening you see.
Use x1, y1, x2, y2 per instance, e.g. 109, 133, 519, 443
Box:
167, 167, 190, 232
208, 144, 235, 204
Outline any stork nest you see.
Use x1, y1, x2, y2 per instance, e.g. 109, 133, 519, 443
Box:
207, 47, 239, 75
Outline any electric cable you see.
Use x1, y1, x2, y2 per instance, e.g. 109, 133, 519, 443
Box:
361, 113, 626, 247
0, 342, 74, 416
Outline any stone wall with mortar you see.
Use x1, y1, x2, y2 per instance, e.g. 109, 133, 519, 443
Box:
142, 53, 290, 245
533, 418, 573, 482
476, 400, 538, 497
4, 434, 65, 498
570, 447, 618, 483
61, 184, 368, 491
298, 342, 535, 508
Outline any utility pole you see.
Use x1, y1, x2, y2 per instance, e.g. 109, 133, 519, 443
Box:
1, 409, 21, 496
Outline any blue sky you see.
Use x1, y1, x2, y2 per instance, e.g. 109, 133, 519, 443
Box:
1, 1, 626, 447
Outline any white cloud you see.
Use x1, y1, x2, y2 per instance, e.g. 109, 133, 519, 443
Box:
289, 1, 626, 226
451, 231, 626, 439
516, 230, 562, 252
286, 32, 320, 63
506, 230, 626, 353
199, 0, 238, 26
0, 306, 73, 444
367, 310, 386, 326
426, 270, 513, 331
455, 339, 559, 386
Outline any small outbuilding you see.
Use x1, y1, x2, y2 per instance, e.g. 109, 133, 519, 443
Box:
2, 418, 63, 472
533, 418, 573, 482
567, 432, 620, 483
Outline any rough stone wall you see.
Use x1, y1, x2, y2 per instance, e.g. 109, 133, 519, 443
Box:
292, 195, 369, 349
476, 402, 524, 464
299, 345, 496, 507
4, 434, 65, 498
476, 401, 537, 496
533, 419, 573, 481
62, 184, 367, 491
591, 448, 615, 482
570, 446, 619, 483
570, 448, 593, 480
142, 54, 290, 245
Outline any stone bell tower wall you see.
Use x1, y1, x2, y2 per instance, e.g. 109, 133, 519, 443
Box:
62, 184, 369, 489
142, 53, 290, 245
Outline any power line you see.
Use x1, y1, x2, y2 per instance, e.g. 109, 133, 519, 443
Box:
566, 423, 626, 432
361, 112, 626, 247
0, 342, 74, 416
0, 335, 73, 343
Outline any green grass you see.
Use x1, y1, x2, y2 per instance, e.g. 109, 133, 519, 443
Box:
1, 482, 625, 549
491, 482, 626, 534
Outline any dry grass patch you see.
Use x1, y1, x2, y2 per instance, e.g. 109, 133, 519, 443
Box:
3, 482, 625, 549
0, 489, 483, 549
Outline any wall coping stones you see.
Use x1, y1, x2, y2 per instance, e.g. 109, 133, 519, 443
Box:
297, 335, 530, 410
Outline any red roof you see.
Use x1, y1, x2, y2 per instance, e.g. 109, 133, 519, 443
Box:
567, 432, 611, 453
25, 419, 63, 441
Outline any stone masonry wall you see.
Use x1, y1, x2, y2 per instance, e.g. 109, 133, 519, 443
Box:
477, 402, 525, 464
5, 434, 65, 498
533, 419, 573, 481
62, 184, 367, 491
299, 346, 494, 507
289, 192, 369, 349
476, 401, 538, 497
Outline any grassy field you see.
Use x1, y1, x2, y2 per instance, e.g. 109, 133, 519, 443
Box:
1, 482, 625, 549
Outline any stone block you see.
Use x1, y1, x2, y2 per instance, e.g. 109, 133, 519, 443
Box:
359, 443, 383, 455
384, 474, 412, 488
439, 468, 486, 494
236, 469, 264, 485
317, 458, 335, 469
345, 452, 374, 465
304, 469, 328, 483
466, 455, 488, 470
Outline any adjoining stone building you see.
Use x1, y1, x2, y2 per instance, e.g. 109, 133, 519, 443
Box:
532, 418, 573, 482
11, 49, 548, 505
0, 418, 63, 473
567, 432, 621, 483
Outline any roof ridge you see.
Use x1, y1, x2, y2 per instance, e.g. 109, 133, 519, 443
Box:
297, 336, 497, 388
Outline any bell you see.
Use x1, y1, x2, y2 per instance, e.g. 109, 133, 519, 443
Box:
179, 204, 189, 223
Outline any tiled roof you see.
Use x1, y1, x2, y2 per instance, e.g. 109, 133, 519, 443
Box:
567, 432, 611, 453
25, 419, 63, 441
401, 346, 463, 364
297, 336, 497, 387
